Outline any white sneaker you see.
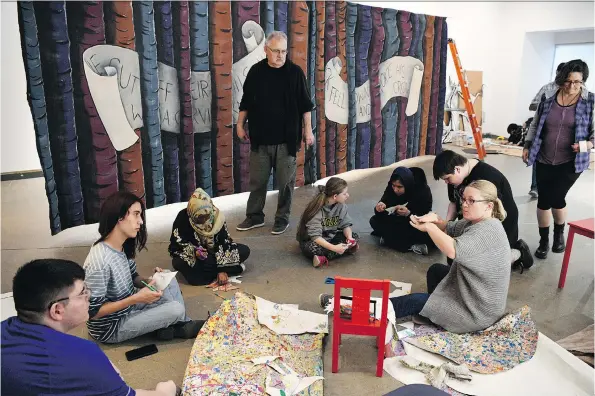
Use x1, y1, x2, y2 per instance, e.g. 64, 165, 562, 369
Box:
529, 189, 538, 198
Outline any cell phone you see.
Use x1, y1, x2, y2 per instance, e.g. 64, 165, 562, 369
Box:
125, 344, 158, 361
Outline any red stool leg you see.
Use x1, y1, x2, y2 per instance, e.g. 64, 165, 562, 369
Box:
332, 330, 340, 373
558, 229, 576, 289
376, 335, 384, 377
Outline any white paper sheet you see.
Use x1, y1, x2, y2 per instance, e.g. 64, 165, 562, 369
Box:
150, 271, 178, 291
325, 55, 424, 124
385, 332, 595, 396
251, 356, 324, 396
256, 297, 328, 334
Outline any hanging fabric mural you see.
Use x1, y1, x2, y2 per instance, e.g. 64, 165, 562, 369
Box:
17, 1, 448, 234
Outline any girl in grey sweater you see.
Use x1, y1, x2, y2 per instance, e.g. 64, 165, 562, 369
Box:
390, 179, 511, 333
296, 177, 359, 268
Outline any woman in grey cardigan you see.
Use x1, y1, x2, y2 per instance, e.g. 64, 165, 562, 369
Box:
390, 179, 511, 333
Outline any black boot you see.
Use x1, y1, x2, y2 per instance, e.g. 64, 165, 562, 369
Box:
552, 223, 566, 253
535, 226, 550, 259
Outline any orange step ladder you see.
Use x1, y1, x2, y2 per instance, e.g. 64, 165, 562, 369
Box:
448, 39, 486, 160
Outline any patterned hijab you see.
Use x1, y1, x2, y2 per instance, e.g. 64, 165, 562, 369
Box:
187, 188, 225, 249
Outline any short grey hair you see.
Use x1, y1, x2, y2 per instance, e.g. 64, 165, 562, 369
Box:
265, 31, 288, 46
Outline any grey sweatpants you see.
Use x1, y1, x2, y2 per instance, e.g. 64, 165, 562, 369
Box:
246, 144, 296, 223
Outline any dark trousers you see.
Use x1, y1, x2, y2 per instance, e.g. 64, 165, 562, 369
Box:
172, 244, 250, 286
300, 232, 360, 260
246, 144, 296, 223
369, 214, 433, 252
389, 263, 450, 318
536, 161, 581, 210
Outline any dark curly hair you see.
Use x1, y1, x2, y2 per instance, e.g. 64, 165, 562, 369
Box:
555, 59, 589, 86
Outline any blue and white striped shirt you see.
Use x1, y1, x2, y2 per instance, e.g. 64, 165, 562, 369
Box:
84, 242, 138, 343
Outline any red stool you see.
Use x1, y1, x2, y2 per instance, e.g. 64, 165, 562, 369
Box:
558, 218, 594, 289
332, 276, 390, 377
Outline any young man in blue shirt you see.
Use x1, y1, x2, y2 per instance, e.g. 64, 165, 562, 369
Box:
1, 258, 178, 396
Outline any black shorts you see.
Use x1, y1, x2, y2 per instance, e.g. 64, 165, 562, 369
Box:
536, 161, 581, 210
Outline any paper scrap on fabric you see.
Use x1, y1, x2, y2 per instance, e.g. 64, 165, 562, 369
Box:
256, 297, 328, 335
251, 356, 324, 396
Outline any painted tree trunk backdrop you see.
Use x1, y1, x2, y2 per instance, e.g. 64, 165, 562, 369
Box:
105, 1, 146, 201
324, 2, 337, 176
289, 1, 309, 187
18, 1, 448, 234
67, 2, 119, 222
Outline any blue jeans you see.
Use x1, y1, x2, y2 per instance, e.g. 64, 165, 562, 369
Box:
390, 263, 450, 318
106, 278, 190, 343
530, 164, 537, 190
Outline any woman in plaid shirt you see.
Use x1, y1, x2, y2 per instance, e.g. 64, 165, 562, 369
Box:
523, 59, 594, 260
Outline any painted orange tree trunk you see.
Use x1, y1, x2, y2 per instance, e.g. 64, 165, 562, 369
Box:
336, 1, 348, 174
209, 2, 234, 195
106, 1, 146, 201
419, 15, 435, 156
315, 1, 326, 179
289, 1, 309, 187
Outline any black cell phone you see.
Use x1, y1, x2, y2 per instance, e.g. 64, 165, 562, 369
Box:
125, 344, 158, 361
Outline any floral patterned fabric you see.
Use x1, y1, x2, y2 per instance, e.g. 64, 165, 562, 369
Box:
404, 305, 538, 374
182, 292, 324, 395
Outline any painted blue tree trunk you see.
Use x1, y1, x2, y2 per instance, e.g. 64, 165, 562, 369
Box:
380, 8, 399, 166
345, 3, 357, 170
155, 1, 181, 203
34, 1, 85, 228
413, 14, 426, 158
190, 1, 213, 197
274, 1, 288, 34
134, 1, 166, 208
305, 1, 317, 184
261, 1, 275, 35
436, 19, 448, 154
325, 2, 337, 176
354, 5, 372, 169
17, 1, 61, 234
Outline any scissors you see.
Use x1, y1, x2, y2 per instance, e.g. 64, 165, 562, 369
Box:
324, 277, 335, 284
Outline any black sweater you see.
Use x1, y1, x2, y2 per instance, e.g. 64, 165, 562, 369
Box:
239, 59, 315, 156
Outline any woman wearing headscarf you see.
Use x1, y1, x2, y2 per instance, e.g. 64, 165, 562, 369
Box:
169, 188, 250, 286
369, 167, 434, 255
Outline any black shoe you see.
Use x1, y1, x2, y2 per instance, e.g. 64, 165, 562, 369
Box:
552, 226, 566, 253
173, 320, 205, 339
513, 239, 534, 273
155, 326, 175, 341
271, 219, 289, 235
535, 240, 549, 259
236, 217, 265, 231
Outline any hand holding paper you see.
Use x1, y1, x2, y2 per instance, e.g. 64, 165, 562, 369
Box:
150, 270, 178, 291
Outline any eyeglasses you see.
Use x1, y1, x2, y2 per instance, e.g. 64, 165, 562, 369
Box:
564, 80, 583, 87
268, 48, 287, 56
47, 286, 91, 310
461, 198, 489, 206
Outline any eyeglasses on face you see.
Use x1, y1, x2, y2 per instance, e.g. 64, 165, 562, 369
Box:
564, 80, 583, 87
461, 197, 489, 206
47, 285, 91, 310
268, 48, 287, 56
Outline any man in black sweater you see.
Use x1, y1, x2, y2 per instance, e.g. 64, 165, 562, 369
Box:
433, 150, 534, 271
236, 31, 315, 235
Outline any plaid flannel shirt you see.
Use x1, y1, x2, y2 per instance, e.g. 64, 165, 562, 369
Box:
526, 88, 594, 173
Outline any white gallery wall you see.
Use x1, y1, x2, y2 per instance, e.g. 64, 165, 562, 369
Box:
1, 1, 594, 173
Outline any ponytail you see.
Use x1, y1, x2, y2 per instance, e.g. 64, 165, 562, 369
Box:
492, 198, 507, 221
296, 177, 348, 240
296, 186, 327, 240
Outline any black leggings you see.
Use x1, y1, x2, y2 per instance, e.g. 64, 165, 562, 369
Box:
536, 161, 581, 210
369, 214, 433, 252
172, 244, 250, 286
